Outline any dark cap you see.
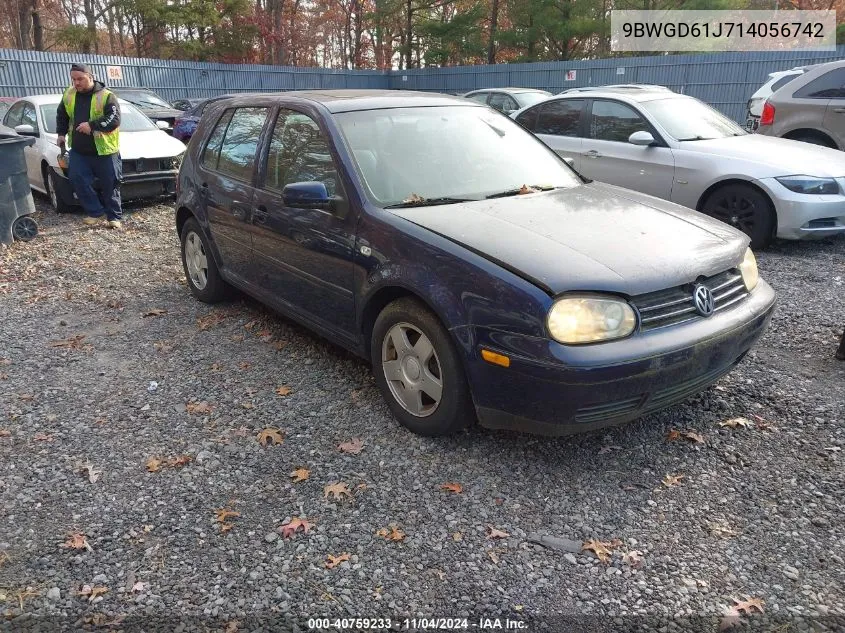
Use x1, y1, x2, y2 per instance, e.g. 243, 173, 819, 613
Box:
70, 63, 93, 75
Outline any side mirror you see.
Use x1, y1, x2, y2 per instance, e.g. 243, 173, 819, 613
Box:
156, 120, 169, 130
629, 131, 655, 146
282, 181, 332, 209
562, 156, 575, 167
15, 124, 37, 137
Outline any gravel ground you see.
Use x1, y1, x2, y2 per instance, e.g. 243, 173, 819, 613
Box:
1, 199, 844, 633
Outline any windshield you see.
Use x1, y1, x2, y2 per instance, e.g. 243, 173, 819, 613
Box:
515, 91, 552, 107
118, 91, 172, 109
40, 101, 157, 134
640, 97, 746, 141
334, 105, 582, 207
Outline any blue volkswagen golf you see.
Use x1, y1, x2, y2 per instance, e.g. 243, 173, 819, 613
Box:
175, 90, 776, 437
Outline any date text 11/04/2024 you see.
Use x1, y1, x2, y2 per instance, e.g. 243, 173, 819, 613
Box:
307, 618, 528, 630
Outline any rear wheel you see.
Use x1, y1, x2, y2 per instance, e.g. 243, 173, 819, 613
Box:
180, 217, 230, 303
370, 298, 475, 436
701, 183, 775, 249
786, 132, 837, 149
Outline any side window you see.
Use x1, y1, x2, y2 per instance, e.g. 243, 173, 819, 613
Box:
4, 101, 25, 128
489, 93, 517, 112
201, 109, 234, 171
536, 100, 584, 136
589, 100, 650, 142
515, 106, 539, 131
467, 93, 489, 104
21, 103, 37, 130
216, 107, 269, 181
265, 109, 339, 197
794, 68, 845, 99
770, 74, 800, 93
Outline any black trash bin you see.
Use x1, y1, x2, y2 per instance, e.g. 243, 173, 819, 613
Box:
0, 133, 38, 246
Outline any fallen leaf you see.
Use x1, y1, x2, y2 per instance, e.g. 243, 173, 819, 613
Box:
145, 457, 163, 473
34, 433, 54, 442
196, 312, 228, 331
275, 386, 292, 397
83, 461, 102, 484
238, 362, 251, 370
684, 431, 706, 444
289, 468, 310, 482
273, 341, 287, 351
88, 586, 108, 602
62, 532, 92, 551
666, 429, 681, 441
0, 373, 7, 380
623, 550, 644, 567
662, 474, 684, 487
215, 509, 241, 523
0, 551, 10, 567
325, 553, 350, 569
232, 426, 250, 438
0, 430, 11, 437
517, 184, 536, 195
581, 539, 621, 563
231, 335, 245, 342
280, 517, 315, 538
338, 438, 364, 454
719, 417, 754, 430
49, 334, 87, 349
210, 363, 224, 371
256, 329, 272, 338
257, 428, 284, 447
441, 482, 462, 494
220, 523, 234, 534
488, 527, 510, 540
402, 193, 425, 203
142, 308, 167, 318
185, 402, 213, 415
430, 569, 446, 580
243, 320, 259, 330
18, 394, 35, 401
720, 597, 765, 630
168, 455, 192, 468
324, 482, 352, 500
0, 358, 10, 366
241, 402, 255, 410
225, 621, 240, 633
131, 582, 146, 593
376, 525, 406, 541
487, 550, 500, 564
452, 532, 463, 541
708, 519, 739, 538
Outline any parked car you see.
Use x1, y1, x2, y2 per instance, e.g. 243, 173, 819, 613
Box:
755, 59, 845, 150
559, 84, 674, 95
0, 94, 186, 213
175, 89, 775, 438
173, 95, 239, 142
745, 67, 807, 132
0, 97, 17, 117
112, 88, 183, 133
511, 86, 845, 248
462, 88, 552, 114
171, 98, 205, 111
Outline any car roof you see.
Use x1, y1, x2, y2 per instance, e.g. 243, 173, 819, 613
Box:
19, 93, 142, 109
553, 87, 683, 103
465, 87, 550, 94
217, 89, 481, 113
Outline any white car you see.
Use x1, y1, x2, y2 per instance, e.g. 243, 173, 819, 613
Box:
0, 94, 186, 213
510, 86, 845, 248
745, 67, 807, 132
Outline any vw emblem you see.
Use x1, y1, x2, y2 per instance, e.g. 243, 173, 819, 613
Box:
693, 284, 715, 317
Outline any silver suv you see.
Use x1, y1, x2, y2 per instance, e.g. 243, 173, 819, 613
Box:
755, 59, 845, 149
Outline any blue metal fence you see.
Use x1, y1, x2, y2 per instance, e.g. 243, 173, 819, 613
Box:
2, 47, 844, 122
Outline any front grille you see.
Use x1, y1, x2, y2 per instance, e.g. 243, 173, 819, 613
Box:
644, 363, 735, 412
632, 269, 748, 332
574, 395, 646, 424
122, 158, 175, 173
807, 218, 836, 228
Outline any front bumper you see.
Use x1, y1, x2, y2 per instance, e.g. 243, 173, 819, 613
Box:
756, 177, 845, 240
464, 280, 776, 436
52, 166, 177, 206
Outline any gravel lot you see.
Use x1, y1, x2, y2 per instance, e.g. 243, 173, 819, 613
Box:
1, 198, 844, 633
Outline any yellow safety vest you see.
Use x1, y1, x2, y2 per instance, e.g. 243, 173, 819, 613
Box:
62, 87, 120, 155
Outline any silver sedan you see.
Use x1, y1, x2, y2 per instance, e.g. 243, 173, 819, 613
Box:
511, 86, 845, 248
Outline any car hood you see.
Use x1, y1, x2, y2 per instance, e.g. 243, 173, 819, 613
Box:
680, 135, 845, 178
44, 130, 185, 160
133, 106, 182, 119
391, 182, 748, 296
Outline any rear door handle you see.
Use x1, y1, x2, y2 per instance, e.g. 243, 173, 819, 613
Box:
584, 149, 602, 158
253, 206, 269, 224
833, 108, 845, 113
199, 183, 209, 198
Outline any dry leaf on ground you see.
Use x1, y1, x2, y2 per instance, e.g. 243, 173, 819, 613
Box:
145, 457, 164, 473
33, 433, 54, 441
168, 455, 192, 468
440, 483, 463, 494
324, 482, 352, 500
376, 525, 406, 541
62, 532, 92, 551
257, 428, 284, 447
142, 308, 167, 318
662, 474, 684, 487
82, 461, 102, 483
197, 312, 228, 331
325, 553, 350, 569
720, 597, 765, 630
623, 550, 644, 567
290, 468, 310, 482
487, 550, 500, 564
279, 517, 315, 538
186, 401, 213, 415
49, 335, 88, 349
338, 438, 364, 454
487, 527, 510, 539
275, 386, 292, 397
719, 417, 754, 429
582, 538, 623, 563
215, 509, 241, 523
684, 431, 706, 444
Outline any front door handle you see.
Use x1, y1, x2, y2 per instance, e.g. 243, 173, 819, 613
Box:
584, 149, 602, 158
252, 206, 269, 224
232, 206, 248, 221
833, 107, 845, 113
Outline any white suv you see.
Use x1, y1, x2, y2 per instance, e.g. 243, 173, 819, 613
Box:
745, 67, 808, 131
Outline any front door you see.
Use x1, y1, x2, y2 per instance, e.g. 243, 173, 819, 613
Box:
580, 99, 675, 200
197, 106, 269, 282
251, 108, 357, 339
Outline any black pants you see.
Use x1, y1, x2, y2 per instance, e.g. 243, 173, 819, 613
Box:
837, 329, 845, 360
68, 150, 122, 221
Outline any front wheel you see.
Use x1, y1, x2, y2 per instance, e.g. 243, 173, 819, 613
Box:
370, 298, 475, 436
701, 183, 775, 249
12, 216, 38, 241
47, 170, 74, 214
180, 217, 231, 303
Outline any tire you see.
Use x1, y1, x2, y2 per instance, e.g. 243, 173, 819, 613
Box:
701, 183, 775, 250
370, 297, 475, 436
787, 133, 837, 150
12, 216, 38, 241
179, 216, 230, 303
46, 170, 74, 214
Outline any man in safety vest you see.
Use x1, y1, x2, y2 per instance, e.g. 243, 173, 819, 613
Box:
56, 63, 123, 229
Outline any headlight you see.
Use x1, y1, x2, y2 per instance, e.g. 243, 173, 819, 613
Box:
739, 248, 758, 291
547, 296, 637, 344
775, 176, 838, 195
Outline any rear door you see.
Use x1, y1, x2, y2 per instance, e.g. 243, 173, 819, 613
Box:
197, 106, 269, 282
250, 107, 357, 340
533, 99, 585, 170
488, 92, 519, 115
18, 102, 42, 187
580, 99, 675, 200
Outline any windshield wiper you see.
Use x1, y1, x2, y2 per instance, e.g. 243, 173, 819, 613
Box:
486, 185, 557, 199
676, 135, 715, 141
384, 196, 476, 209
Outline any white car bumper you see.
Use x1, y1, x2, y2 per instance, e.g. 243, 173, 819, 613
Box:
757, 177, 845, 240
